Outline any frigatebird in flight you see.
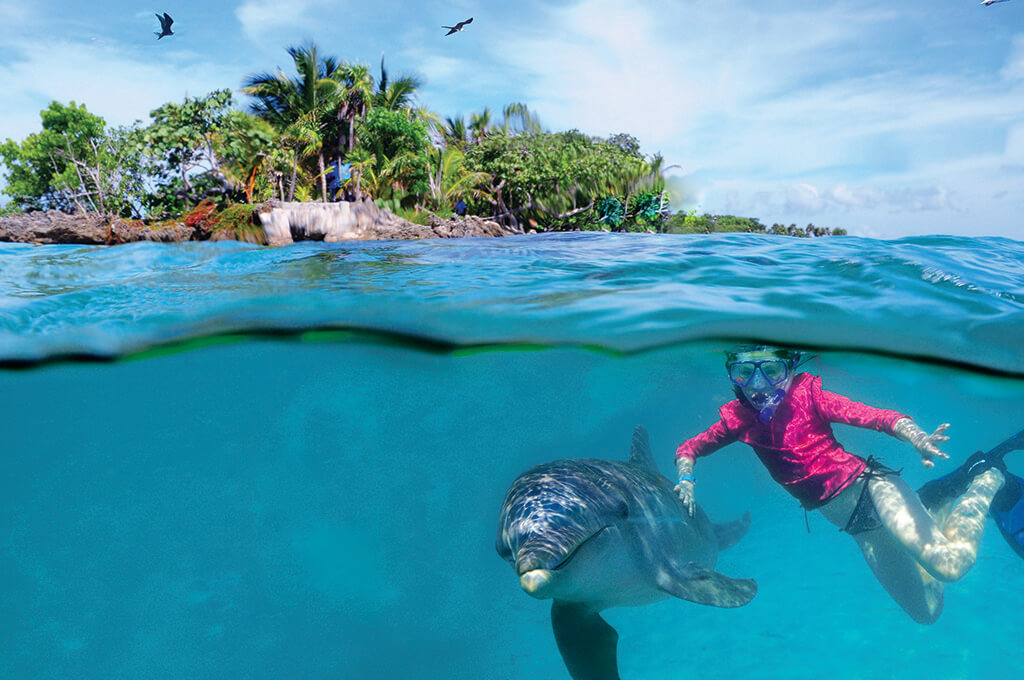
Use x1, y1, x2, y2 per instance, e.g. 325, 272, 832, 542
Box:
443, 17, 473, 35
155, 12, 174, 39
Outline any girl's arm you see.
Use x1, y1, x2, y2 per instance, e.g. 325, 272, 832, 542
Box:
674, 418, 738, 514
812, 375, 949, 467
675, 456, 696, 516
811, 376, 907, 433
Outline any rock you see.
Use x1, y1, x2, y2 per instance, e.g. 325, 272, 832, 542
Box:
257, 201, 522, 244
0, 210, 112, 245
426, 214, 521, 238
107, 220, 196, 244
0, 202, 525, 246
256, 200, 429, 245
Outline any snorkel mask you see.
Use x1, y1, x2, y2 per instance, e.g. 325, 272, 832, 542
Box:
725, 346, 801, 424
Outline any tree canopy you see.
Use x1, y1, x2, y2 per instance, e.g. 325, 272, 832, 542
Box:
0, 41, 848, 238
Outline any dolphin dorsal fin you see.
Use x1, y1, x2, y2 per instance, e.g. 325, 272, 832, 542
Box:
629, 426, 657, 472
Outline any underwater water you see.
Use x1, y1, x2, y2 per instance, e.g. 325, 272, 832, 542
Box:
1, 233, 1023, 679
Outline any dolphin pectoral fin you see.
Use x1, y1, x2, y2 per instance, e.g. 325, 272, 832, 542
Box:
712, 511, 752, 552
657, 562, 757, 608
551, 600, 621, 680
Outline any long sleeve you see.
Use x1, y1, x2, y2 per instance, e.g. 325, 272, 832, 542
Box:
810, 376, 907, 434
675, 417, 739, 462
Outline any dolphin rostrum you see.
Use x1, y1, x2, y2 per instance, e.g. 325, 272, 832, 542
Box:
496, 426, 756, 680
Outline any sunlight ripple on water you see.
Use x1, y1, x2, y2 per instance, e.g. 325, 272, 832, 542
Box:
1, 233, 1023, 372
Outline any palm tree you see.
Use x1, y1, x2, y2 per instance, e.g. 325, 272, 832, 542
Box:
374, 55, 423, 111
345, 148, 376, 201
349, 151, 420, 202
337, 63, 375, 158
469, 108, 493, 142
424, 146, 491, 214
442, 115, 470, 149
501, 102, 543, 135
243, 44, 344, 201
278, 111, 327, 201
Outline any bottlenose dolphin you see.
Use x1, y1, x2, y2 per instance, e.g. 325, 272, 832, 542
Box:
496, 426, 756, 680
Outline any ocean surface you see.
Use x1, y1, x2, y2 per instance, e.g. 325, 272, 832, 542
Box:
1, 233, 1022, 679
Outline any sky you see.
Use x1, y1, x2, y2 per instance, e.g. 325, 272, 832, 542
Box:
0, 0, 1022, 239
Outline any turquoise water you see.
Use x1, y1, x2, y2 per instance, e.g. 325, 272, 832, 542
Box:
1, 233, 1023, 679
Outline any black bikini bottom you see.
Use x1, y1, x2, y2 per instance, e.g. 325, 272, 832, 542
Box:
843, 457, 901, 535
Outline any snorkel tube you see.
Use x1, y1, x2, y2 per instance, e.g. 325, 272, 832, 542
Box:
731, 383, 790, 424
757, 388, 789, 424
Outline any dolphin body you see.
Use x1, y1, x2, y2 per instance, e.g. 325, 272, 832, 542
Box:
496, 426, 756, 680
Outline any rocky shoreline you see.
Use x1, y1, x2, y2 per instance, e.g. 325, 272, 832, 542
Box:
0, 201, 523, 246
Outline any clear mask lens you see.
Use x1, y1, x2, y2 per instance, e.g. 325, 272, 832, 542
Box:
728, 359, 790, 386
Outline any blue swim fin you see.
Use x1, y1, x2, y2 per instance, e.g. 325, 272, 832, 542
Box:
990, 471, 1024, 560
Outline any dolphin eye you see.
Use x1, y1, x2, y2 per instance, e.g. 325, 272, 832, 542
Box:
616, 501, 629, 518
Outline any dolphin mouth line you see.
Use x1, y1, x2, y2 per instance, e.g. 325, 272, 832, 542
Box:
546, 524, 613, 573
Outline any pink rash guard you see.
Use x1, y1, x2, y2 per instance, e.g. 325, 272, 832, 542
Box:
675, 373, 908, 509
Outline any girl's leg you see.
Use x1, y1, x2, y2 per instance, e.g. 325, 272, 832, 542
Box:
852, 528, 944, 624
820, 479, 943, 624
867, 469, 1005, 582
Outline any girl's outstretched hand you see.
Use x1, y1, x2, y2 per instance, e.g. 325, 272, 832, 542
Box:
917, 423, 951, 467
895, 418, 950, 468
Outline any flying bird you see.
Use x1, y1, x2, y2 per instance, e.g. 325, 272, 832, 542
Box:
155, 12, 174, 39
981, 0, 1011, 5
442, 17, 473, 35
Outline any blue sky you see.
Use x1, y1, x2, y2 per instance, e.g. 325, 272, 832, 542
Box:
1, 0, 1022, 238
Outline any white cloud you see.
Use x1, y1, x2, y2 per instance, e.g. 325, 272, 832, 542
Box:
1006, 124, 1024, 164
1001, 34, 1024, 81
235, 0, 334, 43
686, 148, 1024, 237
470, 0, 1024, 236
0, 38, 245, 141
483, 0, 894, 145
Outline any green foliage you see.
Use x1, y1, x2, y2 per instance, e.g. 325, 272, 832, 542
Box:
423, 146, 492, 213
355, 108, 430, 198
464, 129, 665, 231
243, 44, 347, 202
595, 196, 625, 228
374, 56, 422, 111
210, 203, 266, 244
629, 190, 669, 229
375, 197, 430, 225
606, 133, 641, 156
143, 89, 260, 214
214, 112, 279, 203
0, 101, 146, 215
663, 211, 845, 237
357, 108, 428, 162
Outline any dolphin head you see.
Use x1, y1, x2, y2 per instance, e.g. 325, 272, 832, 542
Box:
496, 462, 629, 599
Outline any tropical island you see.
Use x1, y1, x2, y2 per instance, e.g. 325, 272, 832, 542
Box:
0, 43, 845, 245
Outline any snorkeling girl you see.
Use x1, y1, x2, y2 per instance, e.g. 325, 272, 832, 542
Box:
673, 345, 1023, 624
